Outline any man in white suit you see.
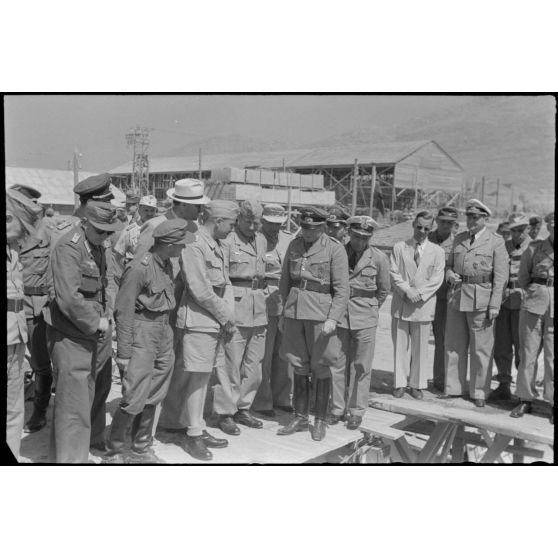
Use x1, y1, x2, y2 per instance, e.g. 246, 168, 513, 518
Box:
390, 211, 445, 399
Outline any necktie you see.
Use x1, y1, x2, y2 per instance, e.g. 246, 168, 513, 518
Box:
470, 233, 475, 246
414, 245, 420, 266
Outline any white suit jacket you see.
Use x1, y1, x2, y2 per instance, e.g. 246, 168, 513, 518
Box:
390, 238, 445, 322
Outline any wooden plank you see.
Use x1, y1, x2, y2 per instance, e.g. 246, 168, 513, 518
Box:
480, 434, 513, 464
479, 429, 506, 464
369, 393, 554, 446
513, 438, 525, 464
392, 437, 417, 463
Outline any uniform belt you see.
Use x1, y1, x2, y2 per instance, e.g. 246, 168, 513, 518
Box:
507, 280, 519, 289
230, 278, 267, 290
292, 278, 331, 294
7, 298, 24, 313
24, 285, 49, 296
266, 278, 279, 287
531, 277, 554, 286
349, 287, 376, 299
461, 274, 492, 284
213, 285, 227, 297
134, 309, 170, 322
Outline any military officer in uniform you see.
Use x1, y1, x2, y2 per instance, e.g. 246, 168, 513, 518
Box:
105, 219, 189, 463
159, 201, 239, 460
490, 214, 531, 401
213, 200, 268, 434
496, 221, 511, 242
44, 202, 123, 463
8, 185, 55, 434
329, 216, 390, 429
6, 189, 43, 461
428, 206, 458, 392
277, 206, 349, 441
444, 199, 508, 407
326, 206, 350, 244
252, 204, 294, 416
511, 212, 554, 422
113, 194, 158, 277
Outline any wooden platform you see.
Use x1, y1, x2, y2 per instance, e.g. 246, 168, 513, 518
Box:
153, 409, 365, 464
360, 392, 554, 463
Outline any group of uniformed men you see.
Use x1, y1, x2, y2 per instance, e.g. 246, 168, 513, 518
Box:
5, 173, 554, 463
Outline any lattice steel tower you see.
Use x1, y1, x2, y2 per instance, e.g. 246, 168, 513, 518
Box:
125, 125, 150, 196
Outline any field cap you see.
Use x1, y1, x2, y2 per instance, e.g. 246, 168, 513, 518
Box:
153, 218, 189, 245
206, 200, 239, 220
347, 215, 378, 237
74, 173, 114, 200
299, 206, 328, 228
508, 214, 529, 230
437, 206, 458, 222
10, 183, 42, 200
6, 188, 43, 234
85, 201, 124, 232
262, 203, 287, 223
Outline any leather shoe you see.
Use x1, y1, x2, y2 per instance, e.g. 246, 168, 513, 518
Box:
277, 416, 309, 436
254, 409, 276, 418
126, 448, 163, 464
474, 399, 485, 408
201, 430, 228, 448
183, 435, 213, 461
326, 414, 343, 426
312, 419, 327, 441
346, 415, 362, 430
410, 388, 423, 400
510, 401, 532, 418
218, 416, 240, 436
90, 441, 107, 453
393, 388, 405, 398
488, 383, 513, 401
234, 410, 263, 429
24, 412, 47, 433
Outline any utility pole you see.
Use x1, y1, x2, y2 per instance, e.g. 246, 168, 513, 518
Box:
125, 125, 150, 196
198, 148, 202, 179
351, 159, 359, 215
369, 164, 376, 217
285, 158, 292, 233
413, 167, 419, 213
73, 147, 81, 209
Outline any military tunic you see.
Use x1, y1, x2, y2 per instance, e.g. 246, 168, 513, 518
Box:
213, 228, 268, 416
515, 238, 554, 403
331, 244, 390, 418
44, 225, 116, 463
278, 232, 350, 380
444, 228, 509, 400
6, 245, 27, 459
428, 229, 454, 390
114, 251, 176, 416
493, 235, 531, 385
160, 227, 234, 433
253, 230, 293, 412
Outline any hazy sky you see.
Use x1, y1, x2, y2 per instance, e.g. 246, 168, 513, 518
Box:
4, 95, 473, 171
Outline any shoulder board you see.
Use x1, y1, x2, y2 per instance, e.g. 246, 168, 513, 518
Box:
57, 221, 72, 230
71, 232, 81, 244
141, 252, 152, 266
530, 239, 543, 246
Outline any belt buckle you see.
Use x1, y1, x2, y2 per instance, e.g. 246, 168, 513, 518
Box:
251, 277, 259, 290
299, 278, 308, 290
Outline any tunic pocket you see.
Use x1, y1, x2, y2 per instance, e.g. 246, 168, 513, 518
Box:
309, 259, 329, 281
79, 263, 100, 294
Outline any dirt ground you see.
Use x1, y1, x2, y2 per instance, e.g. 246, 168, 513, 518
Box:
18, 295, 552, 464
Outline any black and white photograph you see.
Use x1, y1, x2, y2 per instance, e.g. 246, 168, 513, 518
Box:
3, 93, 555, 465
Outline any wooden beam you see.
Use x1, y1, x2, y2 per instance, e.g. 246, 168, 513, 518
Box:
369, 164, 377, 216
351, 159, 359, 215
417, 422, 454, 463
480, 432, 513, 463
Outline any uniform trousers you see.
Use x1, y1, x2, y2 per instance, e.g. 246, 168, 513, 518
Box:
515, 308, 554, 404
331, 326, 377, 417
253, 315, 293, 410
47, 325, 112, 463
444, 306, 494, 400
431, 296, 447, 389
213, 326, 266, 416
160, 329, 223, 435
120, 318, 174, 416
26, 314, 53, 379
280, 318, 339, 379
6, 343, 26, 459
494, 307, 520, 385
391, 319, 430, 390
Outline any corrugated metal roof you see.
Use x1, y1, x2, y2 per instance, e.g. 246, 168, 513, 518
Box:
109, 140, 442, 175
5, 167, 99, 205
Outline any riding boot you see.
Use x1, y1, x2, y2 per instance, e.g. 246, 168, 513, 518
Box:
278, 374, 309, 435
24, 372, 53, 433
131, 405, 156, 454
105, 408, 135, 462
312, 377, 331, 441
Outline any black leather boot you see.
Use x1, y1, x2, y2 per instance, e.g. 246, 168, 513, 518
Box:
104, 408, 134, 463
131, 405, 156, 454
24, 373, 53, 433
312, 377, 331, 441
278, 374, 309, 436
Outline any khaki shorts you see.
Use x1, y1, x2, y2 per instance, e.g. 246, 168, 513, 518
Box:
182, 330, 221, 373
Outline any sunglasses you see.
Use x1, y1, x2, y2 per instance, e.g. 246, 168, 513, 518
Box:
415, 226, 431, 232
